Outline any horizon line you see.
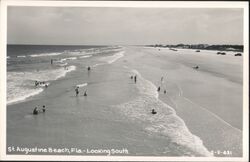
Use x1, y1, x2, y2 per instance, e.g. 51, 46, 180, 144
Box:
7, 43, 244, 46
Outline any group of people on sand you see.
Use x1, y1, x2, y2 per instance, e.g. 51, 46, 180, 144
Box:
33, 105, 46, 115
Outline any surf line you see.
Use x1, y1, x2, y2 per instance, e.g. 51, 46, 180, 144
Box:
122, 68, 212, 156
176, 84, 242, 133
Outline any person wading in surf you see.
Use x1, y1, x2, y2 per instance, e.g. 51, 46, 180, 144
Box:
134, 75, 137, 83
157, 86, 161, 92
84, 90, 87, 96
42, 105, 46, 112
75, 87, 79, 96
33, 107, 38, 115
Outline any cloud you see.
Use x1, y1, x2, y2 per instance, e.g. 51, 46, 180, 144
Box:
7, 7, 243, 45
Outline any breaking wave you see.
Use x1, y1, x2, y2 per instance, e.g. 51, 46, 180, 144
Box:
7, 66, 76, 105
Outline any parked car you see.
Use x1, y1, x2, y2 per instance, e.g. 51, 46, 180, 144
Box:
234, 53, 242, 56
217, 52, 226, 55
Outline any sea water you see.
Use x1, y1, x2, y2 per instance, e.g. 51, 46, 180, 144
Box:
7, 45, 123, 105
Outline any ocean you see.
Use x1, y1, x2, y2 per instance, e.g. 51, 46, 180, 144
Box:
7, 45, 122, 105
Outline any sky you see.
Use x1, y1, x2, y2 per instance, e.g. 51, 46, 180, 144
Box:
7, 7, 244, 45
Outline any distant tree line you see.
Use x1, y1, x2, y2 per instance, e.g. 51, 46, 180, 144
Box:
147, 44, 243, 52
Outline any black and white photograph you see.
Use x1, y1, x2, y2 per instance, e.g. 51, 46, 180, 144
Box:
0, 1, 249, 161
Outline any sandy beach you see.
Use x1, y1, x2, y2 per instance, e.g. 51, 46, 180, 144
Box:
7, 46, 243, 157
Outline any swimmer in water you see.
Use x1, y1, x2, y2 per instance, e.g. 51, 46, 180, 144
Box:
151, 109, 157, 114
33, 107, 38, 115
157, 86, 161, 92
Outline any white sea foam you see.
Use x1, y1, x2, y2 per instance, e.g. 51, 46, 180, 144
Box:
7, 66, 76, 105
100, 51, 125, 64
60, 57, 77, 61
131, 69, 159, 98
30, 52, 62, 57
69, 51, 81, 55
92, 63, 105, 68
82, 46, 124, 56
58, 62, 68, 67
79, 55, 92, 59
116, 69, 212, 157
17, 55, 26, 58
7, 88, 44, 105
76, 83, 88, 88
36, 82, 50, 87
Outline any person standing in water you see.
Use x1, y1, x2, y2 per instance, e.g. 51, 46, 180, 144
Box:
33, 107, 38, 115
75, 87, 79, 96
134, 75, 137, 83
157, 86, 161, 92
42, 105, 46, 112
35, 81, 39, 87
84, 90, 87, 96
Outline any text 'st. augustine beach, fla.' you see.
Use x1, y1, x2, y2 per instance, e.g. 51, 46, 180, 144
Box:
1, 2, 248, 160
